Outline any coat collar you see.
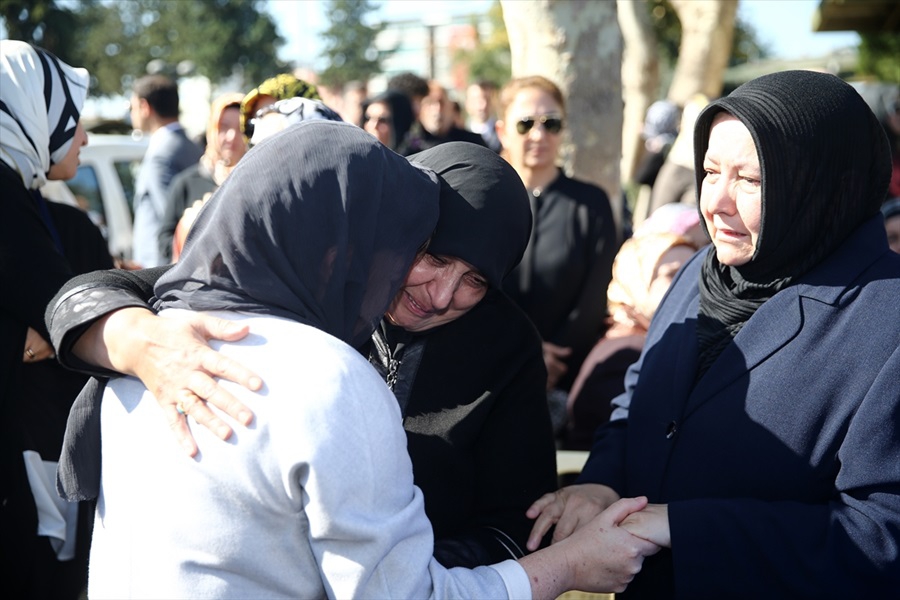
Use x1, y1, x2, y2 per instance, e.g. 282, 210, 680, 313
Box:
686, 215, 889, 413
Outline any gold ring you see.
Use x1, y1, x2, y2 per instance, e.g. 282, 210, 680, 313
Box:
176, 401, 187, 415
25, 347, 35, 359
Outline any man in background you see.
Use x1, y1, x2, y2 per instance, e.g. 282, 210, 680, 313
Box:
129, 74, 202, 268
405, 81, 486, 153
466, 80, 502, 153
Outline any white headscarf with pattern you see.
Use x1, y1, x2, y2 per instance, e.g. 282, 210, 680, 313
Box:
0, 40, 89, 189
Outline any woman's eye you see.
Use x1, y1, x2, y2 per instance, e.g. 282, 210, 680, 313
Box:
465, 274, 488, 289
426, 254, 448, 266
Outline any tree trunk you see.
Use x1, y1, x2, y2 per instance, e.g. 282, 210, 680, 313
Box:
618, 0, 660, 184
667, 0, 737, 105
501, 0, 624, 236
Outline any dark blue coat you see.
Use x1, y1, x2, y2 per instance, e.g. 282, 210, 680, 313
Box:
580, 215, 900, 598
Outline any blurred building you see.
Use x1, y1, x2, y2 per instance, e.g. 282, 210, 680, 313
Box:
368, 12, 493, 98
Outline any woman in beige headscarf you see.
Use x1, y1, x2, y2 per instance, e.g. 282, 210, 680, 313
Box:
164, 92, 247, 261
563, 222, 700, 450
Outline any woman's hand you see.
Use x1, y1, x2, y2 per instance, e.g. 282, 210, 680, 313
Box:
621, 503, 671, 547
526, 483, 621, 550
519, 496, 660, 598
75, 307, 262, 456
23, 327, 55, 362
542, 341, 571, 390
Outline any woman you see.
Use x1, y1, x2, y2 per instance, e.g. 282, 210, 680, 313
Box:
563, 230, 698, 450
239, 73, 321, 141
360, 88, 414, 153
171, 96, 342, 261
527, 71, 900, 598
163, 92, 247, 262
51, 142, 559, 568
495, 76, 619, 397
1, 40, 96, 598
83, 120, 655, 598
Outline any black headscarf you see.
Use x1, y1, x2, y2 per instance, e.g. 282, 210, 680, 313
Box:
408, 141, 533, 287
361, 89, 414, 152
693, 71, 892, 375
154, 120, 440, 349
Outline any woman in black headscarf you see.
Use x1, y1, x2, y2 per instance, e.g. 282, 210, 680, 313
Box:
527, 70, 900, 598
50, 141, 561, 569
361, 89, 414, 153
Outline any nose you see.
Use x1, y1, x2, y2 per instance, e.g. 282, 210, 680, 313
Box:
703, 175, 736, 216
427, 270, 461, 312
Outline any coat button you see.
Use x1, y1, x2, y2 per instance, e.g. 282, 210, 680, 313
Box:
665, 421, 677, 439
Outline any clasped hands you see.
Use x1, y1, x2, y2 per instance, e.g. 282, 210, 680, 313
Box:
523, 483, 669, 592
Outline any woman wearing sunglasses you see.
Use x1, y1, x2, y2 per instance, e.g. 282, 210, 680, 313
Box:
496, 76, 619, 417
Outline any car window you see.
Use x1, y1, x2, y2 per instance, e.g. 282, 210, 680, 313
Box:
67, 165, 109, 238
114, 159, 140, 217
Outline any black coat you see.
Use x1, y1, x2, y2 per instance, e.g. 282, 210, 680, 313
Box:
1, 162, 112, 598
368, 289, 557, 566
503, 173, 619, 391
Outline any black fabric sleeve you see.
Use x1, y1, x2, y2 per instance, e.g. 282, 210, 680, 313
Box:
45, 265, 172, 376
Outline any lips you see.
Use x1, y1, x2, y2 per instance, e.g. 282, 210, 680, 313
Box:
403, 290, 432, 317
712, 221, 747, 240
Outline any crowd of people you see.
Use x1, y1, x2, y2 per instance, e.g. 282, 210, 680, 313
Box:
2, 37, 899, 599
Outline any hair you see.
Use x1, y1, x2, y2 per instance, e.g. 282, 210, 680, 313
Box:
387, 72, 430, 101
473, 79, 498, 93
132, 74, 180, 119
426, 80, 448, 100
498, 75, 566, 119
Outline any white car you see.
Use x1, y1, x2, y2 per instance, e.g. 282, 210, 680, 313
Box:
42, 133, 148, 261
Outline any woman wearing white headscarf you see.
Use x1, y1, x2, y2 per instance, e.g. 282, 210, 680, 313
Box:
0, 40, 96, 598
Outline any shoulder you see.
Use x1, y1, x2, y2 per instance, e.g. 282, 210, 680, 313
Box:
169, 164, 203, 186
551, 174, 613, 212
450, 128, 488, 146
436, 290, 543, 352
212, 314, 386, 400
45, 200, 100, 232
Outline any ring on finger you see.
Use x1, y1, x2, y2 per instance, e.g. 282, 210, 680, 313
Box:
176, 400, 188, 415
25, 347, 35, 359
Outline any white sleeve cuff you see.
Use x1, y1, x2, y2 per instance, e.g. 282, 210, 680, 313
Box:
490, 559, 532, 600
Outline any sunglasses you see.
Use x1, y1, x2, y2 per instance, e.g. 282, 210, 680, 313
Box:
516, 115, 563, 135
364, 114, 392, 126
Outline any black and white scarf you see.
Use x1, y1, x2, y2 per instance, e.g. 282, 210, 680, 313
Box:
0, 40, 89, 189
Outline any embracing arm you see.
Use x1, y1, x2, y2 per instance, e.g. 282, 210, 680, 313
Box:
45, 266, 260, 454
45, 266, 167, 375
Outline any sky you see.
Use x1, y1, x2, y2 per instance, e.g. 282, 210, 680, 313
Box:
269, 0, 861, 68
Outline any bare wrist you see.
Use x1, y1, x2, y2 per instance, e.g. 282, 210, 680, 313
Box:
73, 307, 154, 375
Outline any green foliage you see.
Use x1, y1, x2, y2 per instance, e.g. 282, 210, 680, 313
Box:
858, 32, 900, 83
2, 0, 286, 96
0, 0, 80, 56
645, 0, 771, 68
317, 0, 384, 88
646, 0, 681, 68
454, 1, 510, 86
